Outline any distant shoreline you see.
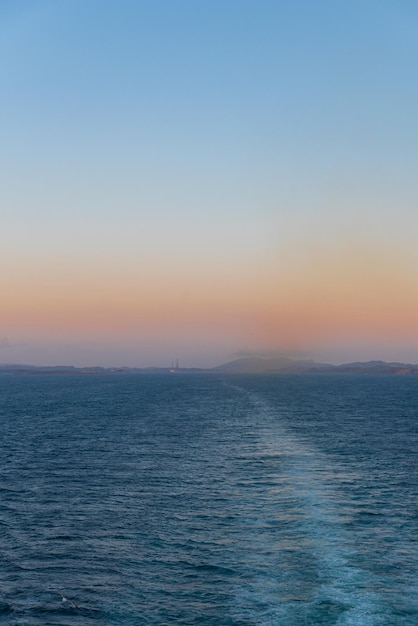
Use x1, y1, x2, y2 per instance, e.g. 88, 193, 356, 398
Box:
1, 358, 418, 376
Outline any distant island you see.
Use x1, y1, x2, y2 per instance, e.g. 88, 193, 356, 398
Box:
1, 357, 418, 375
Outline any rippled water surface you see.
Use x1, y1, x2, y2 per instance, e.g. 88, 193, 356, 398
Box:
0, 373, 417, 625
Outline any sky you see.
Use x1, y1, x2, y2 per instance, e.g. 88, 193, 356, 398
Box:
1, 0, 418, 367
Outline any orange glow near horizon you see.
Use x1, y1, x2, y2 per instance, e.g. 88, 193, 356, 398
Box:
2, 235, 418, 360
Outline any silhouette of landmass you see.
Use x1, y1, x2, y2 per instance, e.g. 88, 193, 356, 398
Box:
213, 357, 418, 375
1, 358, 418, 375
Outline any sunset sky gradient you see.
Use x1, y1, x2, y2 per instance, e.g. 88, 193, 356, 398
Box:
2, 0, 418, 366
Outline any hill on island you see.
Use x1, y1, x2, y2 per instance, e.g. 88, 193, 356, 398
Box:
1, 359, 418, 375
213, 357, 418, 375
212, 356, 324, 373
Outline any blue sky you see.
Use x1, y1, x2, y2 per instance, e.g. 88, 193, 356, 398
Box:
1, 0, 418, 366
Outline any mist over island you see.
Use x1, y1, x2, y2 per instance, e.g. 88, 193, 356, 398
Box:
2, 357, 418, 375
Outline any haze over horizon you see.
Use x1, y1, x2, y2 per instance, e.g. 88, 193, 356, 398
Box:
2, 0, 418, 368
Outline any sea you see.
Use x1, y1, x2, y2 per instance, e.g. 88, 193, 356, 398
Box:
0, 373, 417, 625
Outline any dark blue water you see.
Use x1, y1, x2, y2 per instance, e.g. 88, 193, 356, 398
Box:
0, 374, 417, 625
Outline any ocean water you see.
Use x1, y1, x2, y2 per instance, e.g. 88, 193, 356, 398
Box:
0, 374, 417, 625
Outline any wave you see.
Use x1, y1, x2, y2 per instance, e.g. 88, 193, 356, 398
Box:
225, 384, 389, 625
